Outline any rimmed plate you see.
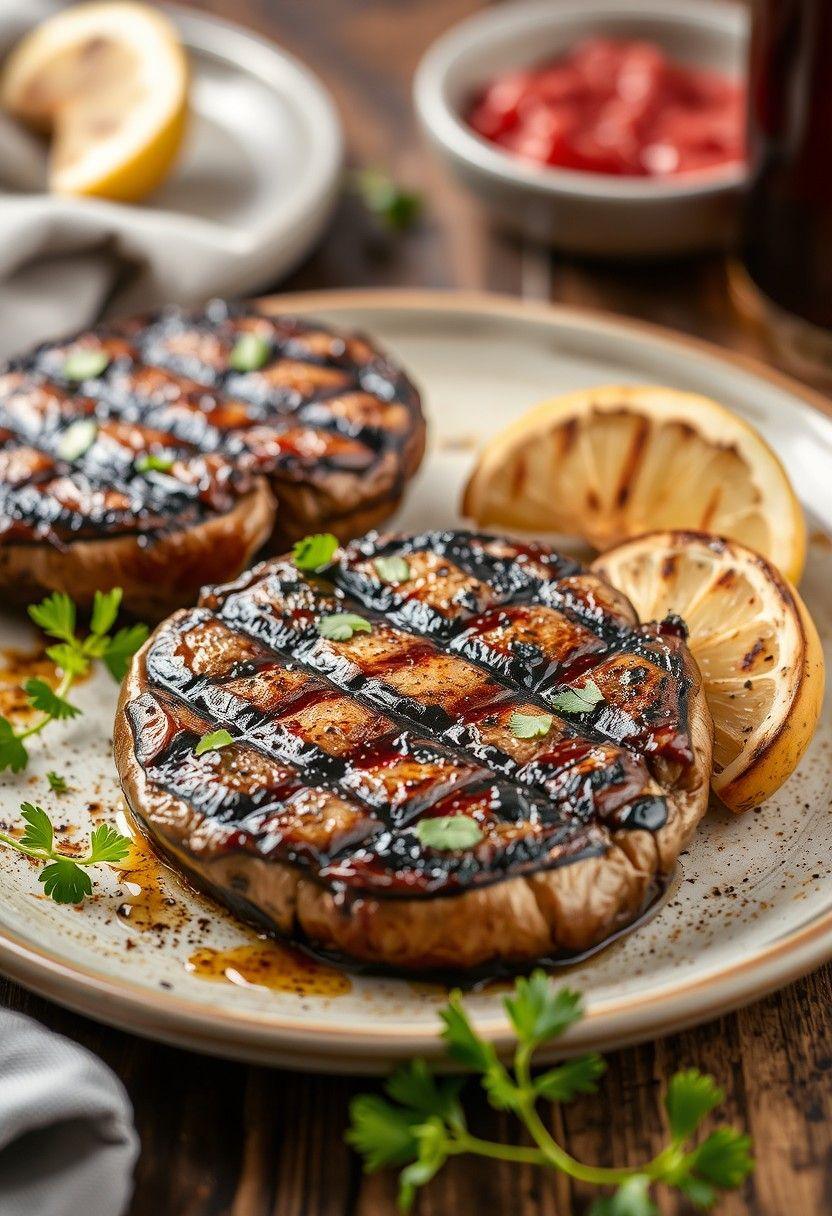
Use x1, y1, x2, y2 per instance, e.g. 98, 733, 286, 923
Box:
0, 290, 829, 1072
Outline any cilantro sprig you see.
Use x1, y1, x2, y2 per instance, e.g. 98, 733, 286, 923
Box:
348, 971, 753, 1213
0, 588, 148, 773
0, 803, 130, 904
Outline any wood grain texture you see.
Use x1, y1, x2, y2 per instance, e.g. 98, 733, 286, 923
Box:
2, 2, 830, 1215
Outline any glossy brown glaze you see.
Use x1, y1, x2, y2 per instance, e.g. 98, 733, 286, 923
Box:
115, 530, 712, 971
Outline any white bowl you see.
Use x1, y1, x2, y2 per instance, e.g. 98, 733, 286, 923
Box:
414, 0, 748, 258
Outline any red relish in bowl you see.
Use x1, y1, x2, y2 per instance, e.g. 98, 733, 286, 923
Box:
467, 37, 745, 178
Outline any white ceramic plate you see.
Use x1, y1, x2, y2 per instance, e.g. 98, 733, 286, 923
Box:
0, 290, 829, 1073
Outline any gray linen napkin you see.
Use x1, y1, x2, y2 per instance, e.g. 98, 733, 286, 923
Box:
0, 1008, 138, 1216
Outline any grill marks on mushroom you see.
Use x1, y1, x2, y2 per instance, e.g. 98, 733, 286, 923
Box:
115, 530, 713, 972
0, 301, 425, 614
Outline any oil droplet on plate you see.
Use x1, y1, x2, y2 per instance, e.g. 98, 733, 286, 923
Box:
187, 942, 351, 997
114, 818, 185, 934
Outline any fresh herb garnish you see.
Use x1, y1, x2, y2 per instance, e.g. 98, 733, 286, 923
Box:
317, 613, 372, 642
46, 771, 68, 795
414, 815, 484, 851
229, 332, 271, 372
351, 169, 423, 232
0, 588, 148, 773
135, 452, 175, 474
57, 419, 98, 462
292, 533, 339, 573
347, 972, 753, 1212
62, 348, 110, 382
0, 803, 130, 904
374, 556, 411, 585
194, 728, 234, 757
508, 711, 553, 740
550, 679, 605, 715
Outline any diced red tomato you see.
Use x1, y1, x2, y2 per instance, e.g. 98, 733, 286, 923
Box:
465, 37, 746, 178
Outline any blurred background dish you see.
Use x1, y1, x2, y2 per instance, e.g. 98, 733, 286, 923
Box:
0, 1, 343, 354
414, 0, 748, 257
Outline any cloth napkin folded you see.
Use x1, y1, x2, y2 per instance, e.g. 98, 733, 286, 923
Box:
0, 102, 291, 361
0, 1008, 138, 1216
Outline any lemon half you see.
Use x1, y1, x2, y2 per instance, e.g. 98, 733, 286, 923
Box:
592, 531, 824, 812
462, 385, 806, 584
1, 1, 188, 201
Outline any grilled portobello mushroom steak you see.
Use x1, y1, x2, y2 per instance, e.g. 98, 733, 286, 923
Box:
0, 300, 425, 617
115, 530, 712, 973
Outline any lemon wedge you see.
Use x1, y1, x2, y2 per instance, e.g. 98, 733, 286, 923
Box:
0, 1, 188, 201
592, 531, 825, 812
462, 385, 806, 584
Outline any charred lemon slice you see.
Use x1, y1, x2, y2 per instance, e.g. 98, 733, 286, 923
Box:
0, 2, 188, 201
592, 531, 824, 812
462, 385, 806, 584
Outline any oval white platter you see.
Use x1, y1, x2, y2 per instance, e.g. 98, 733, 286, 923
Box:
0, 290, 829, 1073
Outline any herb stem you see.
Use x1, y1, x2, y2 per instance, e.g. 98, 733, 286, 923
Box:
448, 1133, 547, 1166
514, 1046, 639, 1187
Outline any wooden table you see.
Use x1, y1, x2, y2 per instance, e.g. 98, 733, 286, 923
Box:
3, 3, 830, 1214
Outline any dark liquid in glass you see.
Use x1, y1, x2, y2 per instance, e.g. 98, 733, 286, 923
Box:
741, 0, 832, 332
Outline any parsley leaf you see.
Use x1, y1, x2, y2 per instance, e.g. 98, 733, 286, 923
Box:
57, 419, 98, 462
439, 991, 500, 1074
665, 1070, 724, 1141
0, 718, 28, 772
90, 587, 123, 637
102, 624, 148, 681
0, 804, 130, 905
688, 1128, 753, 1189
508, 710, 553, 740
28, 592, 76, 643
534, 1054, 607, 1102
18, 802, 53, 853
229, 332, 271, 372
24, 678, 80, 721
87, 823, 131, 865
550, 679, 604, 715
590, 1176, 658, 1216
62, 348, 110, 381
45, 642, 90, 678
386, 1060, 464, 1126
6, 586, 148, 772
135, 452, 175, 474
414, 815, 484, 851
46, 771, 68, 795
38, 858, 93, 905
398, 1119, 448, 1212
374, 556, 411, 584
292, 533, 339, 572
352, 169, 422, 232
195, 728, 234, 756
346, 1095, 420, 1170
317, 613, 372, 641
504, 972, 583, 1048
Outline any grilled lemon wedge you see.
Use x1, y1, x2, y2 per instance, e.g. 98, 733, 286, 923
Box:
462, 385, 806, 584
592, 531, 824, 812
0, 1, 188, 201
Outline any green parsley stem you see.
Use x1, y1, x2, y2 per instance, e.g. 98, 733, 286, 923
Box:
447, 1134, 547, 1166
0, 831, 49, 861
513, 1046, 642, 1187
